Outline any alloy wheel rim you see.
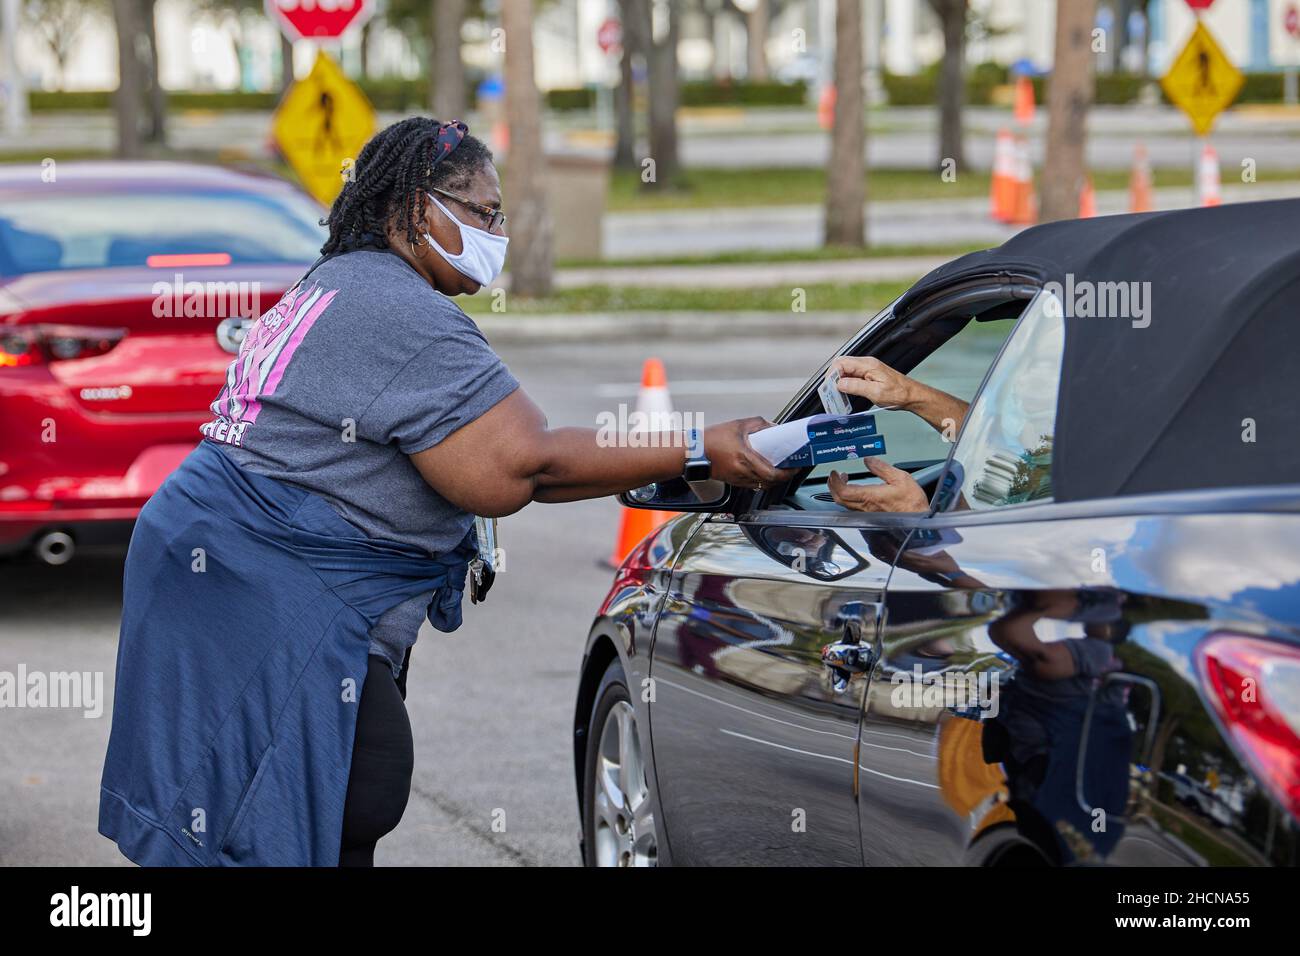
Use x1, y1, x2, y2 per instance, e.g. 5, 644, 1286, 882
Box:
593, 699, 657, 866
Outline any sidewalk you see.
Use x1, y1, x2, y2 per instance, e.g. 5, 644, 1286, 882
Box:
597, 181, 1300, 260
552, 254, 949, 289
476, 310, 868, 344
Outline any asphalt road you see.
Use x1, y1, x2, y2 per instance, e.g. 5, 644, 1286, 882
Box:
0, 329, 856, 867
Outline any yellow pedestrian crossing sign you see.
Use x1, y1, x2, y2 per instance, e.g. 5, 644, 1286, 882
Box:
272, 51, 377, 206
1160, 20, 1244, 137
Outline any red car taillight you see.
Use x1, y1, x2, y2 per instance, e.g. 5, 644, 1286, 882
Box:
1198, 633, 1300, 821
0, 324, 126, 367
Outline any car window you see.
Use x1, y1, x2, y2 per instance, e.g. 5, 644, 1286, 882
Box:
0, 191, 326, 277
776, 311, 1017, 511
939, 290, 1065, 511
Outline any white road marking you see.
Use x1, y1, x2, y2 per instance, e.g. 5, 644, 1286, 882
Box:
595, 377, 807, 398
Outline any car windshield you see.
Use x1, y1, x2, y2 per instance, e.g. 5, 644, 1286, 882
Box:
0, 190, 326, 277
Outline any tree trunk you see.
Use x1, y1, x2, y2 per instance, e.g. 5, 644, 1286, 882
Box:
929, 0, 966, 171
644, 0, 680, 189
501, 0, 553, 297
432, 0, 467, 119
1040, 0, 1097, 222
746, 2, 768, 81
142, 0, 165, 145
111, 0, 144, 158
613, 0, 643, 169
824, 0, 865, 246
280, 33, 294, 93
360, 20, 372, 78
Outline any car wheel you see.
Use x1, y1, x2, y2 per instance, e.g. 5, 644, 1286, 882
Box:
582, 659, 658, 867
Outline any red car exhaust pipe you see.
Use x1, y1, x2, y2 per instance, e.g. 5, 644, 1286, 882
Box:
34, 530, 75, 566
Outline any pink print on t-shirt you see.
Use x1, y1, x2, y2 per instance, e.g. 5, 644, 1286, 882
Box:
202, 282, 337, 447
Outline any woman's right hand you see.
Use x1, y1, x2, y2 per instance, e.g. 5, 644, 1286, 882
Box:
703, 417, 793, 490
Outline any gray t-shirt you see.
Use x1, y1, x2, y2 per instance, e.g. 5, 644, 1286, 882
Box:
200, 248, 519, 673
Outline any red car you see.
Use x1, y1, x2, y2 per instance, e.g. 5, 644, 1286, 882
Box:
0, 161, 323, 563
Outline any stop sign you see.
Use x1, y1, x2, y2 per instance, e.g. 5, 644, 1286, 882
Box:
266, 0, 372, 41
1183, 0, 1215, 9
597, 17, 622, 55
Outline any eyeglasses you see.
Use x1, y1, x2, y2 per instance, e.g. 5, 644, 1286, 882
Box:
430, 187, 507, 234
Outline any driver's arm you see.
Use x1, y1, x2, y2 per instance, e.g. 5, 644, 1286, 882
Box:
832, 356, 969, 437
827, 457, 929, 513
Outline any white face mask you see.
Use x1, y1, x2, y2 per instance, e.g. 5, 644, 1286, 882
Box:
422, 196, 509, 286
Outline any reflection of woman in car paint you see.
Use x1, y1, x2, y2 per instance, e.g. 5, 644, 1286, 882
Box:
984, 589, 1132, 862
867, 521, 1135, 862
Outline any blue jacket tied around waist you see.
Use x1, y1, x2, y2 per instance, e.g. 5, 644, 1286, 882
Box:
100, 441, 474, 866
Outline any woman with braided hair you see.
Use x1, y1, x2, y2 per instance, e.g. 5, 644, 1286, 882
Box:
99, 118, 789, 867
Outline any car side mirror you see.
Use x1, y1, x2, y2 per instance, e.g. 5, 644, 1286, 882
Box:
618, 476, 732, 512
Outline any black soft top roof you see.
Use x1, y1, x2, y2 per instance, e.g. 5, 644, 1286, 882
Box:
897, 199, 1300, 502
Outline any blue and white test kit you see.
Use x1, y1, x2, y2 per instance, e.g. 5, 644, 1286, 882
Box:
750, 411, 888, 469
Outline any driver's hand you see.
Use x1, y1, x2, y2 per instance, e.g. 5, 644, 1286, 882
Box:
703, 417, 795, 491
831, 356, 917, 409
828, 457, 930, 513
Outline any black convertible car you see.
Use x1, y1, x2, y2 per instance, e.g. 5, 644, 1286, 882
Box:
573, 199, 1300, 867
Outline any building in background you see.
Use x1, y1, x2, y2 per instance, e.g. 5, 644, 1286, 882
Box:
10, 0, 1297, 96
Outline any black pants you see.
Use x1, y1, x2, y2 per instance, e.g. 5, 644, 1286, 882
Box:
339, 651, 413, 867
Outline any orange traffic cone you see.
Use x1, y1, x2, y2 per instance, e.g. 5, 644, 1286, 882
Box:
990, 128, 1016, 222
607, 358, 678, 567
817, 85, 836, 131
1198, 142, 1221, 207
1129, 142, 1154, 213
1009, 134, 1037, 225
1077, 176, 1097, 218
1013, 74, 1036, 127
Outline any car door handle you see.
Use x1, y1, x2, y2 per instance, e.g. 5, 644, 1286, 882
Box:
821, 600, 881, 694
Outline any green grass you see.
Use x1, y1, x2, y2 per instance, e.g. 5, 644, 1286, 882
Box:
607, 164, 1300, 211
460, 280, 913, 315
0, 148, 112, 163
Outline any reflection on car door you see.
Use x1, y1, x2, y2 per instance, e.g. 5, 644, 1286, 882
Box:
649, 516, 888, 865
857, 512, 1220, 866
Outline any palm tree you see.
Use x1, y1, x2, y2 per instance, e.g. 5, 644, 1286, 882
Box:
141, 0, 165, 143
501, 0, 554, 297
432, 0, 467, 119
111, 0, 145, 156
613, 0, 646, 169
280, 34, 294, 93
927, 0, 967, 172
746, 0, 768, 80
644, 0, 681, 190
823, 0, 864, 246
1040, 0, 1098, 221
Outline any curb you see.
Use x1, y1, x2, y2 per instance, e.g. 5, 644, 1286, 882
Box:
473, 310, 868, 344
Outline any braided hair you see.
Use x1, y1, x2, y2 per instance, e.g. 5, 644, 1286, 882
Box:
320, 117, 493, 257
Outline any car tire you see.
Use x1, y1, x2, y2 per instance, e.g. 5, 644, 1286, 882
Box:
582, 658, 658, 867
